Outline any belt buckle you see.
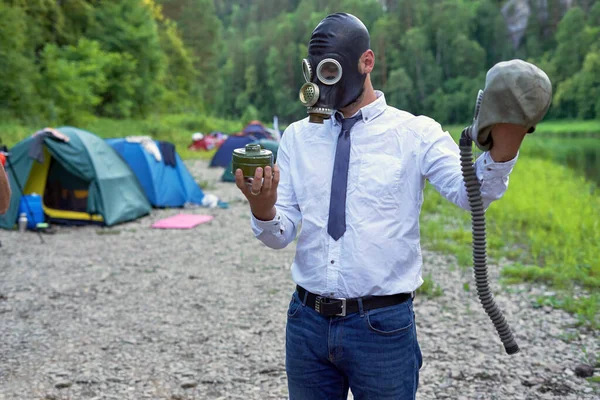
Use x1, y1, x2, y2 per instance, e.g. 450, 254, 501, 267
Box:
336, 298, 347, 317
315, 296, 346, 317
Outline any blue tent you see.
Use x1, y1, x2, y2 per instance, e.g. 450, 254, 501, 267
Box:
106, 139, 204, 208
243, 123, 272, 140
209, 135, 256, 168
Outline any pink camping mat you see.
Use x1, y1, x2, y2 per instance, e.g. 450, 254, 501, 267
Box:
151, 214, 214, 229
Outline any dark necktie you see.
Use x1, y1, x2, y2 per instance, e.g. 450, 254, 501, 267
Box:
327, 112, 362, 241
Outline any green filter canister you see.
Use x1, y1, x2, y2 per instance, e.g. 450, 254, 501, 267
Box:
231, 143, 274, 178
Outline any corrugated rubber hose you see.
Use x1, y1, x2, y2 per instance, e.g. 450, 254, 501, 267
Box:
459, 127, 520, 355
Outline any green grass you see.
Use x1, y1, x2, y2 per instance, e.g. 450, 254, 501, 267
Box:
534, 120, 600, 136
444, 119, 600, 138
0, 113, 243, 160
521, 137, 600, 185
444, 121, 600, 186
420, 157, 600, 328
416, 274, 444, 298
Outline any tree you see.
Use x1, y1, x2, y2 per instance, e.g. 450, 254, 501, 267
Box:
87, 0, 167, 116
474, 0, 512, 67
400, 27, 442, 113
370, 14, 402, 88
157, 19, 198, 113
556, 49, 600, 119
159, 0, 223, 106
39, 40, 101, 123
384, 68, 415, 112
552, 7, 594, 82
0, 3, 41, 120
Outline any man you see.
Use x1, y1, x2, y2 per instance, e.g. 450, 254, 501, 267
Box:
0, 153, 11, 215
235, 13, 551, 400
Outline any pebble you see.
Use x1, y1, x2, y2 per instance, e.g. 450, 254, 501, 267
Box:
180, 380, 198, 389
0, 160, 597, 400
574, 363, 595, 378
54, 380, 72, 389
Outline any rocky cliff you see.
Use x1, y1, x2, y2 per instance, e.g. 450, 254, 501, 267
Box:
501, 0, 580, 48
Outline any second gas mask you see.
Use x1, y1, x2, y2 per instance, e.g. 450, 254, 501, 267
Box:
299, 13, 371, 124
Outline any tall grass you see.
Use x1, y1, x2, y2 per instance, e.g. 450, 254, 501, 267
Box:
420, 157, 600, 327
445, 122, 600, 185
446, 120, 600, 138
534, 120, 600, 136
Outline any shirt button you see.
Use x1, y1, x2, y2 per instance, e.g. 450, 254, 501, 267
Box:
330, 260, 335, 264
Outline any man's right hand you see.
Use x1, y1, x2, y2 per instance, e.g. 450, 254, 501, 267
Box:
235, 165, 279, 221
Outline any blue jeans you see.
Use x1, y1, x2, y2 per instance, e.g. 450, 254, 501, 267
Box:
285, 291, 422, 400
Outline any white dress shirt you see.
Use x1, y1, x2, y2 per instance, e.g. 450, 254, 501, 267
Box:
251, 91, 517, 298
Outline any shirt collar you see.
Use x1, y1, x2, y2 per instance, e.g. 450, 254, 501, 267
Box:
331, 90, 387, 127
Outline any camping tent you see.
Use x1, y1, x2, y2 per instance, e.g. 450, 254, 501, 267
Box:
106, 138, 205, 208
188, 132, 228, 151
221, 139, 279, 182
0, 127, 151, 229
243, 120, 273, 140
210, 121, 277, 168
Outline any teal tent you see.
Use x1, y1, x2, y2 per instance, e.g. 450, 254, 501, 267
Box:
0, 127, 151, 229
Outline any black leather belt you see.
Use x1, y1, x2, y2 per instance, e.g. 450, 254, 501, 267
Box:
296, 285, 413, 317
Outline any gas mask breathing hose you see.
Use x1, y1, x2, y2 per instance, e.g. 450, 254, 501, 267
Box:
459, 127, 520, 355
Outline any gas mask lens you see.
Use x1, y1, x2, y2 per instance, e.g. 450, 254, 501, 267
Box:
298, 58, 341, 123
316, 59, 342, 85
302, 59, 313, 82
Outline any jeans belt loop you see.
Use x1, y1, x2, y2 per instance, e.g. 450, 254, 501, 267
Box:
357, 297, 364, 317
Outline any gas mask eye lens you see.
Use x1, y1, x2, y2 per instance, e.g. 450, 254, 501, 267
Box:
316, 59, 342, 85
302, 59, 313, 82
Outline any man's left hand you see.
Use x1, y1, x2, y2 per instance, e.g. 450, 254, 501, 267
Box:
489, 123, 528, 162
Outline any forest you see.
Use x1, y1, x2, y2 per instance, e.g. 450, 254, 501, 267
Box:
1, 0, 599, 127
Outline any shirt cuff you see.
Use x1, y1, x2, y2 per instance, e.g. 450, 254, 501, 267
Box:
476, 151, 519, 179
251, 209, 284, 236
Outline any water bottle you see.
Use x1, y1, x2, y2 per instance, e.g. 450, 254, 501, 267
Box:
18, 213, 28, 232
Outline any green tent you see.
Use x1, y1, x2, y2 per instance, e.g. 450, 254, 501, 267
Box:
221, 139, 279, 182
0, 127, 151, 229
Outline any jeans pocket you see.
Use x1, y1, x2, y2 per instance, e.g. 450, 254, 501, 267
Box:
365, 301, 413, 336
287, 292, 303, 318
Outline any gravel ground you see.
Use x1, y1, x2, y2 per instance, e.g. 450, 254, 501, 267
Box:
0, 159, 597, 400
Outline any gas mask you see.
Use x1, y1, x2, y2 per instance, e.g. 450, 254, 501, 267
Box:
299, 13, 370, 124
458, 59, 552, 355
